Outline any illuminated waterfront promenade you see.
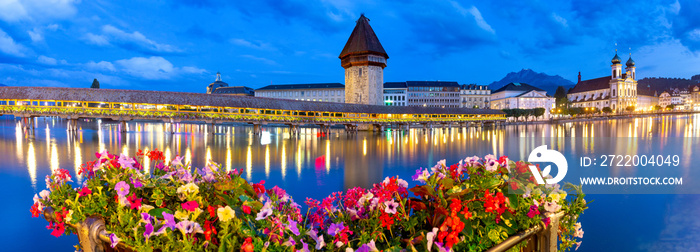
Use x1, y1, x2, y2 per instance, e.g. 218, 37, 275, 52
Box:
0, 86, 505, 133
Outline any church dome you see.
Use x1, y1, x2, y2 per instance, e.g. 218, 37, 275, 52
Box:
207, 72, 229, 93
626, 57, 635, 67
611, 53, 622, 64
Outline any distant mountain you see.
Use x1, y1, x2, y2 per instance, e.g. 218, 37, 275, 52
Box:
638, 77, 700, 94
488, 69, 575, 95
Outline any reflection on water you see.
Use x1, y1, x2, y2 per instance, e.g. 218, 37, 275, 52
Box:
3, 114, 700, 251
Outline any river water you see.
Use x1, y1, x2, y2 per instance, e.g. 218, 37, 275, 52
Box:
2, 114, 700, 251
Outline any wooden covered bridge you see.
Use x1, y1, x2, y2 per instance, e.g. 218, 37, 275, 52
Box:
0, 86, 505, 134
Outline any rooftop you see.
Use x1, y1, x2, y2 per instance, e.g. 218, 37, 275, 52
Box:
256, 83, 344, 91
568, 76, 610, 94
0, 86, 504, 115
492, 82, 545, 93
339, 14, 388, 59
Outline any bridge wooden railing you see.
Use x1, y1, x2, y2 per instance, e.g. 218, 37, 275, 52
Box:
0, 99, 506, 125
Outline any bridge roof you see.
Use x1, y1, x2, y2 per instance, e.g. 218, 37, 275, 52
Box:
0, 86, 504, 115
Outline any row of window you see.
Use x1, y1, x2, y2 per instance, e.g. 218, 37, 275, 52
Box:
384, 95, 405, 101
463, 97, 488, 102
408, 93, 459, 97
460, 91, 490, 95
258, 90, 344, 98
408, 87, 459, 92
408, 99, 460, 104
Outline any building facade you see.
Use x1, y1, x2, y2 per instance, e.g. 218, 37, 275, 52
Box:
659, 88, 690, 109
692, 85, 700, 111
340, 14, 388, 106
490, 82, 555, 117
383, 82, 407, 106
206, 72, 229, 94
636, 85, 658, 111
255, 83, 345, 103
459, 84, 490, 108
568, 52, 638, 112
403, 81, 460, 108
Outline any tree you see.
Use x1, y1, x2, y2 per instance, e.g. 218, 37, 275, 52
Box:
666, 104, 675, 110
602, 107, 612, 114
653, 105, 662, 111
554, 86, 568, 107
91, 78, 100, 89
534, 107, 545, 119
625, 106, 636, 112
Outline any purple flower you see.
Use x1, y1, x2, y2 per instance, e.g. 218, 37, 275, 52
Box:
306, 230, 325, 250
384, 200, 399, 215
300, 240, 310, 252
118, 154, 135, 169
109, 233, 120, 248
155, 162, 166, 171
143, 222, 153, 239
327, 222, 345, 236
141, 212, 152, 223
411, 168, 422, 181
286, 216, 300, 236
156, 212, 176, 235
282, 237, 296, 247
527, 205, 540, 218
131, 177, 143, 188
413, 168, 430, 184
115, 181, 129, 197
175, 220, 203, 236
171, 155, 184, 166
434, 242, 450, 252
256, 207, 273, 220
543, 217, 551, 227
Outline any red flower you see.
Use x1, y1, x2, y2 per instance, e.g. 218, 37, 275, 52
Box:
136, 149, 145, 157
78, 187, 92, 197
483, 189, 508, 223
147, 149, 165, 161
49, 222, 65, 237
30, 203, 41, 218
252, 180, 266, 195
181, 201, 199, 212
204, 220, 217, 242
127, 194, 142, 210
207, 205, 218, 218
242, 205, 251, 215
509, 181, 519, 190
241, 237, 254, 252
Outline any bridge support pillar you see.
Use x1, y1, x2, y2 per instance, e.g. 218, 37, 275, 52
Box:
20, 116, 36, 129
253, 124, 262, 135
119, 121, 127, 133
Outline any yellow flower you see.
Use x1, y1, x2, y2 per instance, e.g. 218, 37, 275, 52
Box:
65, 210, 74, 223
174, 210, 189, 220
140, 204, 155, 213
217, 206, 235, 222
191, 207, 203, 221
176, 183, 199, 200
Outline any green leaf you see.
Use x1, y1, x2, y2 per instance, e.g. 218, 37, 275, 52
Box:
507, 193, 520, 209
148, 208, 174, 219
409, 185, 435, 198
441, 178, 454, 189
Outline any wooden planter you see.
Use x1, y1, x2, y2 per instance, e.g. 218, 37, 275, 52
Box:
44, 207, 563, 252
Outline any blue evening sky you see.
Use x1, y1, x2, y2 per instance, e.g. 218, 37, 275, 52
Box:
0, 0, 699, 92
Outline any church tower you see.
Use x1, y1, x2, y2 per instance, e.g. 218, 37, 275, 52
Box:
340, 14, 388, 105
626, 53, 636, 80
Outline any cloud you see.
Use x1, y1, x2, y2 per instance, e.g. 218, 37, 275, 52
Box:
0, 0, 79, 23
669, 0, 700, 51
399, 2, 498, 54
114, 56, 205, 80
230, 0, 357, 32
83, 25, 182, 55
27, 28, 43, 42
84, 33, 109, 46
230, 38, 275, 51
0, 29, 27, 57
37, 55, 57, 65
85, 60, 116, 72
240, 54, 278, 65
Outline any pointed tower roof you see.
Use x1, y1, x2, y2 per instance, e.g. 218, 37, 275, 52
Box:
339, 14, 388, 59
